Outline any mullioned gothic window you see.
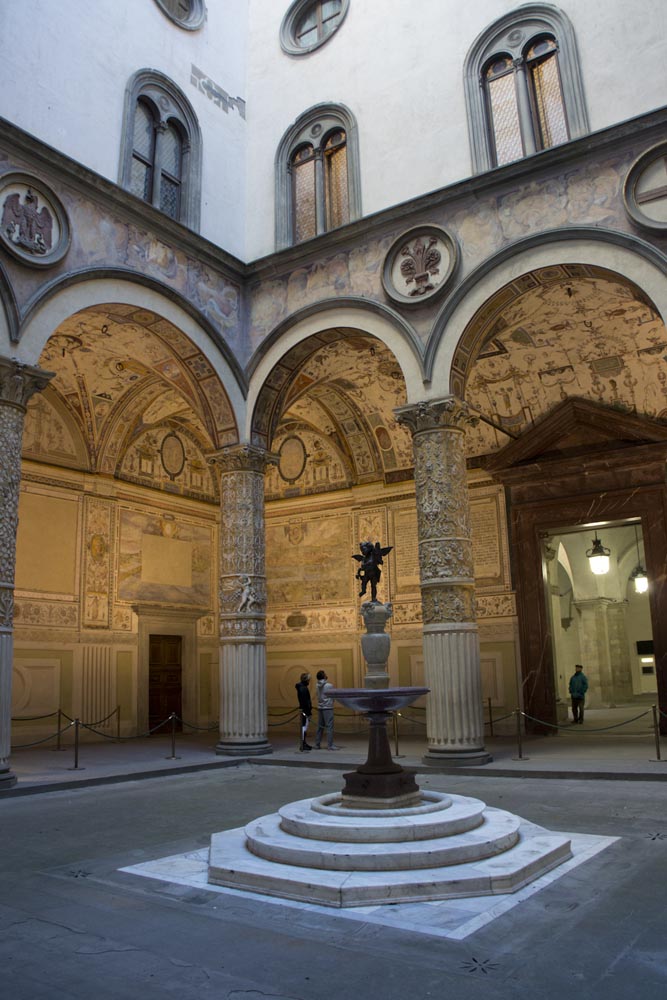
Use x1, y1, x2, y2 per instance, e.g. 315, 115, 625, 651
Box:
120, 70, 202, 229
276, 105, 361, 248
464, 4, 588, 173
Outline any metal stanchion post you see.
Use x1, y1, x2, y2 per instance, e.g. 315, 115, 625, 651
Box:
67, 718, 84, 770
116, 705, 121, 743
651, 704, 662, 761
393, 712, 403, 758
166, 712, 181, 760
488, 697, 494, 738
54, 708, 63, 752
512, 708, 529, 761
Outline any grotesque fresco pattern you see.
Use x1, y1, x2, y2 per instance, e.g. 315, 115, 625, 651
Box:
36, 305, 236, 497
461, 269, 667, 457
261, 334, 413, 500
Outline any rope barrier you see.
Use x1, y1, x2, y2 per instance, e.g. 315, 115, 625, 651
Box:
10, 721, 74, 750
521, 708, 652, 734
11, 710, 60, 722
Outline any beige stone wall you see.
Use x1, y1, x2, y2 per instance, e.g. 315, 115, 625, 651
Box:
264, 473, 519, 730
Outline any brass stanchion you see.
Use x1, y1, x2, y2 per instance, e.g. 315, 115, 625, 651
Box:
392, 712, 405, 758
651, 704, 663, 762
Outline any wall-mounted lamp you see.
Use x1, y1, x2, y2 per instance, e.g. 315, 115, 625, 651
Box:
630, 525, 648, 594
586, 533, 610, 575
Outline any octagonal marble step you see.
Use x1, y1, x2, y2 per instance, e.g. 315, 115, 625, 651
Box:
208, 818, 572, 908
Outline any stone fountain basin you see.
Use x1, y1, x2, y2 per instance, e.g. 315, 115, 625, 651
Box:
328, 686, 428, 712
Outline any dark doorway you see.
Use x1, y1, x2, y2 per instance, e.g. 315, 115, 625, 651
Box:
149, 634, 183, 731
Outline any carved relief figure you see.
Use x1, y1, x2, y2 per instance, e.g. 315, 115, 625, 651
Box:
2, 189, 53, 254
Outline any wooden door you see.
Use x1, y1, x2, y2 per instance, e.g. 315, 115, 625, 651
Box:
149, 634, 182, 731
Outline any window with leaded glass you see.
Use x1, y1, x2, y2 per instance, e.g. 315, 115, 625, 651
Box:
464, 6, 588, 174
120, 71, 201, 230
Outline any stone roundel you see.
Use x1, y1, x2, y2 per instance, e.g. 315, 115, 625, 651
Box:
624, 141, 667, 231
0, 172, 70, 267
382, 224, 459, 307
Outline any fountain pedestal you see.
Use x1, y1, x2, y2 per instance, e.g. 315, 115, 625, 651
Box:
330, 688, 428, 808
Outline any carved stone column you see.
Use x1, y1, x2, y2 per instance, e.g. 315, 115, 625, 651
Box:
0, 357, 53, 789
395, 397, 491, 765
210, 445, 273, 756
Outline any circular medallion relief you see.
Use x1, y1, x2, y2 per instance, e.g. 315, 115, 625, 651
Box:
382, 225, 459, 307
0, 173, 70, 267
278, 435, 307, 483
160, 432, 186, 479
624, 142, 667, 230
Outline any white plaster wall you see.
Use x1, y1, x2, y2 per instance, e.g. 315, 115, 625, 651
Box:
244, 0, 667, 259
0, 0, 249, 257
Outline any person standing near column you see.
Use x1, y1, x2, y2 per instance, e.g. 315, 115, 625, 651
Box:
315, 670, 340, 750
569, 663, 588, 724
295, 672, 313, 751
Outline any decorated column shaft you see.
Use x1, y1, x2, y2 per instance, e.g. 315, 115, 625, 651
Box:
395, 397, 491, 765
0, 357, 53, 789
211, 445, 272, 756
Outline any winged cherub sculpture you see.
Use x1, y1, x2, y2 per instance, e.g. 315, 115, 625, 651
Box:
352, 540, 393, 603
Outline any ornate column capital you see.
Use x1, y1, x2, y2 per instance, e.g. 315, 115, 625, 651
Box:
208, 443, 277, 475
0, 356, 54, 411
394, 396, 477, 436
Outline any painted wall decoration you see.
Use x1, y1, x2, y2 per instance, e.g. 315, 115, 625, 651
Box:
266, 513, 352, 606
118, 424, 216, 502
22, 391, 86, 468
461, 269, 667, 457
117, 509, 212, 607
82, 498, 113, 627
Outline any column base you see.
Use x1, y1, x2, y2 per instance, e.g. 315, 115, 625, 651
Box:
0, 767, 18, 791
215, 739, 272, 757
422, 748, 493, 768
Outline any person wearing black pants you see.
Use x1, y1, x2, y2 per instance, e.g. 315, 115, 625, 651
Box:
295, 672, 313, 751
569, 663, 588, 724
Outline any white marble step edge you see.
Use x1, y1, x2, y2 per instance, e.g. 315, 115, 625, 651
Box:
311, 789, 452, 817
208, 824, 573, 908
278, 793, 486, 843
245, 806, 521, 871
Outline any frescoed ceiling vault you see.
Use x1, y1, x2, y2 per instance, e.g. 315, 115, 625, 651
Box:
260, 332, 413, 501
460, 266, 667, 458
22, 303, 238, 502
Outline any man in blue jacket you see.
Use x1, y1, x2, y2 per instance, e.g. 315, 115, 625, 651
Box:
569, 663, 588, 724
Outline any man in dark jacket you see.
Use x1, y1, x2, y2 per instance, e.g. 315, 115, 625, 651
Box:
569, 663, 588, 724
295, 672, 312, 751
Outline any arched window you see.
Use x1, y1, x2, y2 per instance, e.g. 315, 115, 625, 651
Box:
465, 5, 588, 173
120, 71, 201, 229
276, 105, 360, 248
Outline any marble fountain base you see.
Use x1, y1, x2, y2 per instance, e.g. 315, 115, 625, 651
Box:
207, 687, 572, 908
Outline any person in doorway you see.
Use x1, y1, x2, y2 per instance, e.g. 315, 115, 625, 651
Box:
315, 670, 340, 750
569, 663, 588, 724
295, 672, 313, 751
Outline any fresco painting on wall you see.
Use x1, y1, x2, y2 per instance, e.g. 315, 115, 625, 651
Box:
117, 509, 212, 606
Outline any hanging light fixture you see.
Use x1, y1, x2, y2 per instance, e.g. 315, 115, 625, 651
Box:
586, 532, 610, 575
630, 525, 648, 594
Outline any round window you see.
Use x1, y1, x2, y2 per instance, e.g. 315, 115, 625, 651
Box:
280, 0, 350, 56
153, 0, 206, 31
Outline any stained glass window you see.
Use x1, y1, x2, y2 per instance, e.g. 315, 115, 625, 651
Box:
130, 101, 155, 199
527, 38, 569, 150
485, 59, 523, 166
324, 130, 348, 230
292, 146, 317, 243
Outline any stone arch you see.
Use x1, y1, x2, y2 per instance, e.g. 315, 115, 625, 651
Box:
14, 272, 247, 433
426, 229, 667, 400
247, 299, 425, 444
0, 260, 19, 350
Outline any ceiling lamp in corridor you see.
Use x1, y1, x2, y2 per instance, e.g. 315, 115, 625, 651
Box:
630, 525, 649, 594
586, 533, 610, 575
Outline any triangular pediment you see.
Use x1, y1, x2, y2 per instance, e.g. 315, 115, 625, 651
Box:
486, 397, 667, 473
